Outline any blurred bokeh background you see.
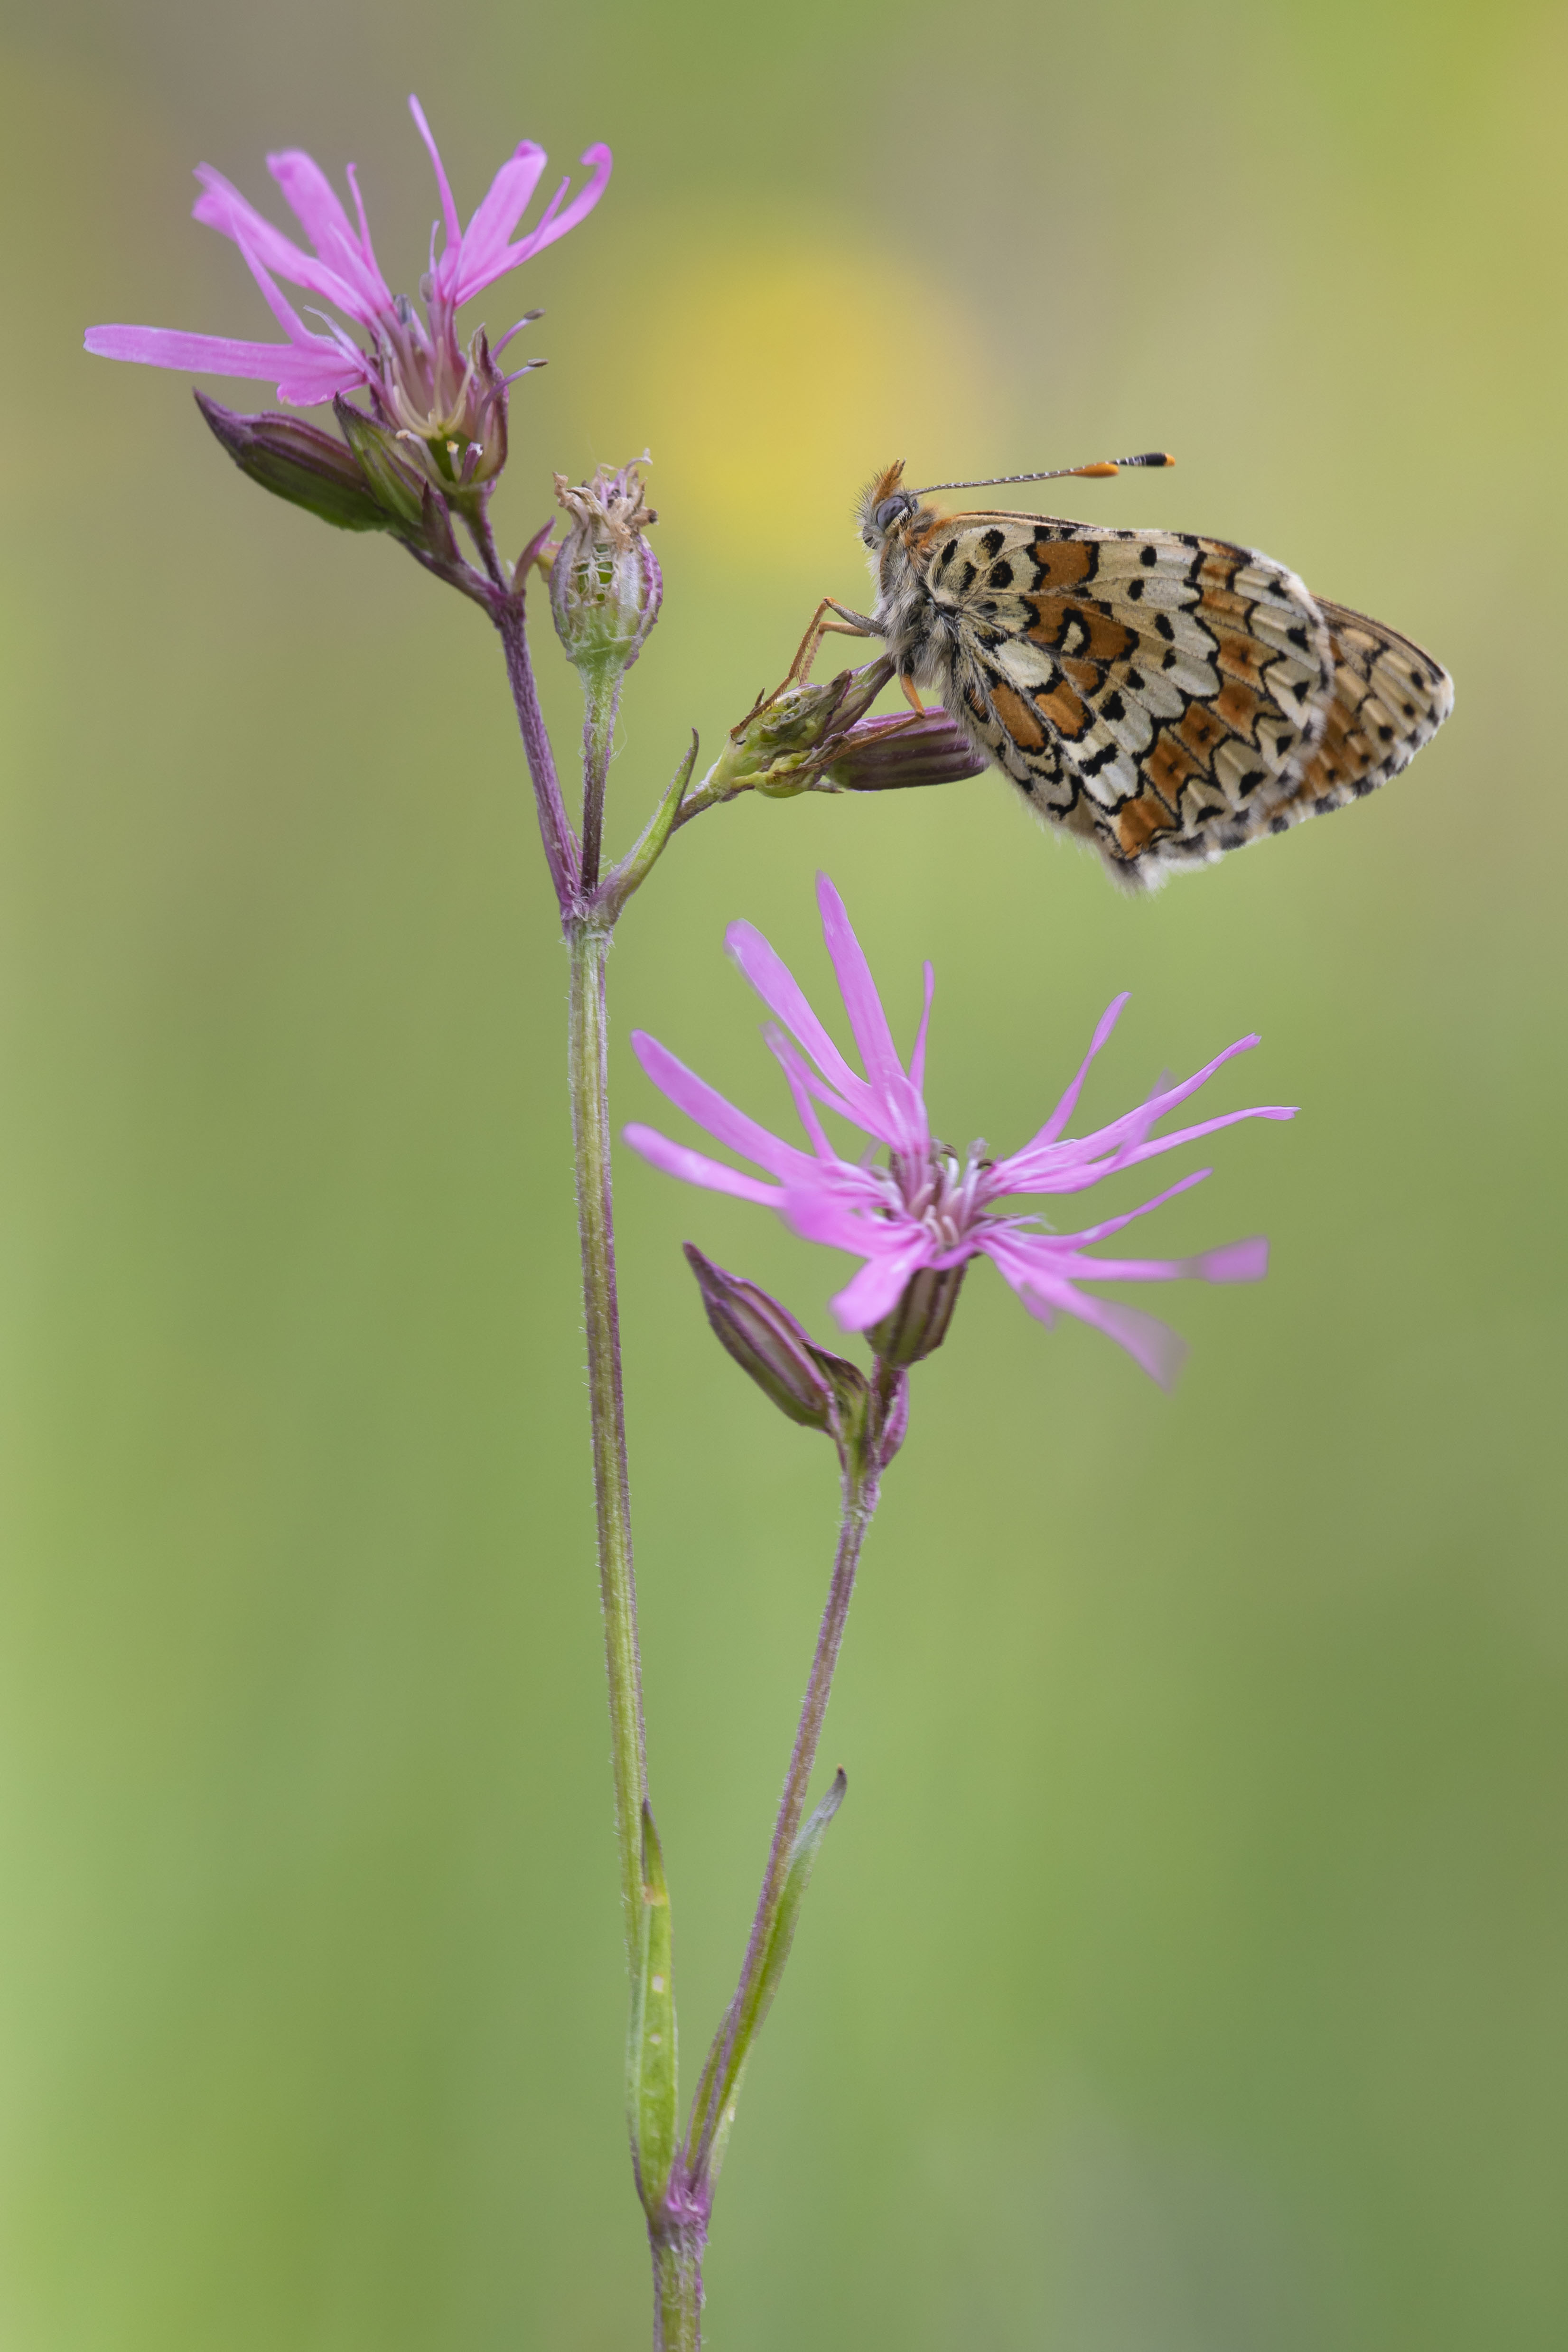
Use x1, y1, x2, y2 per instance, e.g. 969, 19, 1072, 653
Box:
3, 0, 1566, 2343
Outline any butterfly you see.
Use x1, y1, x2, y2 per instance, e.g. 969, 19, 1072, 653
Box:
796, 454, 1453, 891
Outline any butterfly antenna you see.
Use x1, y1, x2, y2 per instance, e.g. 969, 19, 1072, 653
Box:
908, 452, 1174, 495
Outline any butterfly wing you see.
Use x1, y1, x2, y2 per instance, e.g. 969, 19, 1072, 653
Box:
1244, 597, 1454, 839
908, 512, 1447, 886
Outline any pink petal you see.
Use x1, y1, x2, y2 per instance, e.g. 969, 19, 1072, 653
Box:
986, 1235, 1188, 1387
265, 149, 355, 256
451, 142, 551, 301
193, 166, 372, 323
1074, 1036, 1264, 1158
1044, 1167, 1212, 1243
82, 323, 363, 402
815, 875, 901, 1095
1048, 1251, 1206, 1282
621, 1125, 783, 1207
224, 225, 324, 345
1189, 1236, 1269, 1283
1054, 1288, 1189, 1389
344, 164, 386, 290
270, 149, 393, 318
408, 93, 463, 268
830, 1241, 933, 1332
814, 874, 927, 1156
726, 918, 871, 1116
1017, 992, 1129, 1156
503, 142, 612, 265
908, 961, 935, 1093
765, 1031, 842, 1161
630, 1032, 823, 1185
1002, 1101, 1295, 1197
1000, 1030, 1266, 1187
779, 1179, 902, 1255
1104, 1102, 1297, 1174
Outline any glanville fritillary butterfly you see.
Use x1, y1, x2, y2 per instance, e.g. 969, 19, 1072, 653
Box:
793, 454, 1454, 892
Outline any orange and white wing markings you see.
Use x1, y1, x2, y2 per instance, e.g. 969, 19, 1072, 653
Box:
870, 489, 1453, 888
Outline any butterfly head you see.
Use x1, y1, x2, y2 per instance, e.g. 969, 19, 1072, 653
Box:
858, 461, 924, 550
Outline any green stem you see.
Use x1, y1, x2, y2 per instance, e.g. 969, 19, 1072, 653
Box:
567, 914, 648, 1959
652, 2231, 704, 2352
579, 667, 622, 896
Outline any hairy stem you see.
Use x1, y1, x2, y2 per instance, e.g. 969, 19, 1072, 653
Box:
652, 2230, 704, 2352
568, 916, 648, 1959
579, 668, 623, 896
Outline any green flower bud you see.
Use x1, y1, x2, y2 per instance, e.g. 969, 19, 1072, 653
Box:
332, 398, 429, 531
867, 1261, 968, 1369
705, 657, 894, 802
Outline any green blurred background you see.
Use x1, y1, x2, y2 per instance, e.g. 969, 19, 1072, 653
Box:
3, 0, 1566, 2343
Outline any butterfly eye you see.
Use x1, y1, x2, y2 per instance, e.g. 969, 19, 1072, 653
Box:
872, 493, 915, 532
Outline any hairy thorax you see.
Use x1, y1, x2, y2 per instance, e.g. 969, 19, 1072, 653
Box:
867, 507, 962, 693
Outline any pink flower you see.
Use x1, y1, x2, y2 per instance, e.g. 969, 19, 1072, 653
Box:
624, 876, 1295, 1387
84, 95, 611, 414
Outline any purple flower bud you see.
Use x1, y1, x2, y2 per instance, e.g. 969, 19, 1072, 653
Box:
195, 392, 395, 534
549, 460, 663, 679
867, 1261, 969, 1369
683, 1245, 867, 1439
821, 709, 990, 795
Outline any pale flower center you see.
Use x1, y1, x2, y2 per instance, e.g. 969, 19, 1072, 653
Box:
878, 1144, 989, 1251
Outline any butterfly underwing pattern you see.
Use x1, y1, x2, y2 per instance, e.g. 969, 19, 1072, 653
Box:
853, 460, 1454, 892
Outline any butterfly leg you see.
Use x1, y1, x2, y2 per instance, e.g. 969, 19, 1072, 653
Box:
777, 597, 883, 693
898, 673, 927, 717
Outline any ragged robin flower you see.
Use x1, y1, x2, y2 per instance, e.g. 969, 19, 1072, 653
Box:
625, 875, 1295, 1385
85, 95, 610, 503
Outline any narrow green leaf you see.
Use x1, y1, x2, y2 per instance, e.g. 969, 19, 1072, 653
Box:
597, 731, 700, 917
627, 1802, 679, 2218
749, 1769, 846, 2054
690, 1769, 846, 2188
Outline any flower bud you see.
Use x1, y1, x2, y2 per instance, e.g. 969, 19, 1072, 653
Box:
549, 460, 662, 679
821, 709, 989, 795
195, 392, 395, 534
867, 1261, 968, 1369
683, 1246, 867, 1439
707, 656, 894, 803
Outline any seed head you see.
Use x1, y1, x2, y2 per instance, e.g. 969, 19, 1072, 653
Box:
549, 460, 663, 680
